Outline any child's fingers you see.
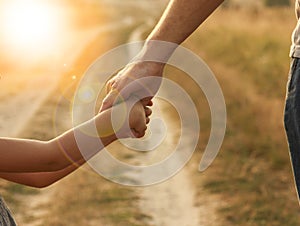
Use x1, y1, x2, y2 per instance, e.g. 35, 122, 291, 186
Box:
135, 119, 147, 136
146, 99, 153, 106
145, 107, 152, 117
146, 117, 150, 124
131, 128, 146, 138
141, 97, 153, 107
130, 129, 139, 138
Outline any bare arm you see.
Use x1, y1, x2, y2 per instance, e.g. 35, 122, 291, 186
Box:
0, 100, 150, 174
148, 0, 224, 44
0, 115, 116, 173
0, 159, 85, 188
142, 0, 224, 60
101, 0, 224, 110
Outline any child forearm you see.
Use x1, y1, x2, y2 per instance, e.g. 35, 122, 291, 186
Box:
0, 159, 85, 188
48, 109, 117, 169
0, 108, 116, 173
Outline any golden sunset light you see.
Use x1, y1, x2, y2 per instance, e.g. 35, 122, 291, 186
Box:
0, 1, 63, 56
1, 0, 299, 225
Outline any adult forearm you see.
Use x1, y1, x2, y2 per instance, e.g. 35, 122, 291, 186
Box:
140, 0, 223, 62
148, 0, 224, 43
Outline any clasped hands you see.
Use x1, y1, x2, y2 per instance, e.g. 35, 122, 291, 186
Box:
99, 61, 163, 139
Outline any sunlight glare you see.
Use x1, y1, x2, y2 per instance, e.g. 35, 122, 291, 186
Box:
1, 1, 62, 53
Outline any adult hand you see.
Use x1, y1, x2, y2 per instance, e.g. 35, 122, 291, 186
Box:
100, 61, 164, 112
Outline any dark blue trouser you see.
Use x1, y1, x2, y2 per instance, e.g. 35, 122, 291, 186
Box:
284, 57, 300, 202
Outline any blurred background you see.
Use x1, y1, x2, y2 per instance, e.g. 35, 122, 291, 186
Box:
0, 0, 300, 225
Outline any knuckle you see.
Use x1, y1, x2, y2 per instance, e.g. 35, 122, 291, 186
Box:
139, 131, 146, 138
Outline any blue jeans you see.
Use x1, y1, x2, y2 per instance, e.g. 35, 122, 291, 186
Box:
284, 57, 300, 202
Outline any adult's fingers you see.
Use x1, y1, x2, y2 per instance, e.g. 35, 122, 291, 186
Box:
100, 89, 121, 112
105, 79, 114, 93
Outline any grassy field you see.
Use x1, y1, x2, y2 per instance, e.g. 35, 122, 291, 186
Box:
184, 6, 300, 226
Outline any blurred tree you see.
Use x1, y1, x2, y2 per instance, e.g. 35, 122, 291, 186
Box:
264, 0, 290, 7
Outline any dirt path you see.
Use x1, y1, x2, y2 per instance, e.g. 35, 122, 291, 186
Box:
132, 101, 219, 226
1, 1, 221, 225
139, 167, 201, 226
127, 13, 220, 226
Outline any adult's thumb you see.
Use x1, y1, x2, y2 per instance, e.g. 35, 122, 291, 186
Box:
100, 89, 120, 112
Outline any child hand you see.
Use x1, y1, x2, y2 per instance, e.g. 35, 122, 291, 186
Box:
128, 100, 152, 138
96, 98, 152, 140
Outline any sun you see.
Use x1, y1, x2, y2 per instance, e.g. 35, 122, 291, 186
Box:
1, 1, 61, 53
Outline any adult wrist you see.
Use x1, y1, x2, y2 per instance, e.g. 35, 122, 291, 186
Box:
134, 39, 178, 64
